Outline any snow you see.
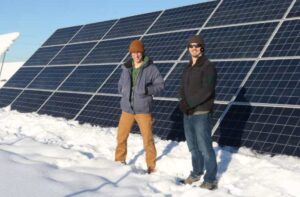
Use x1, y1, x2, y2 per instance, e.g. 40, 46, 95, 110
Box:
0, 32, 20, 56
0, 106, 299, 197
0, 39, 299, 197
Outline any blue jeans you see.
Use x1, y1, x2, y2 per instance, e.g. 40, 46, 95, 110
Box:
184, 113, 217, 183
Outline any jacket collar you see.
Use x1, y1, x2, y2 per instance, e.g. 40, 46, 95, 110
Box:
124, 56, 152, 69
188, 54, 208, 67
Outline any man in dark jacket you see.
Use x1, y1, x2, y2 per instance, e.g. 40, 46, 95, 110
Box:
115, 39, 164, 174
179, 35, 218, 190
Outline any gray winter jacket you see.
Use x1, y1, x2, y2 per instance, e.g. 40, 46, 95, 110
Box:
118, 57, 164, 114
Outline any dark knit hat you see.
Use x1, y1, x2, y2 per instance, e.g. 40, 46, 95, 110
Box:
187, 35, 205, 49
129, 40, 144, 53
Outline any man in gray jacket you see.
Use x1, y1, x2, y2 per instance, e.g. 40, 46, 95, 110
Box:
115, 39, 164, 174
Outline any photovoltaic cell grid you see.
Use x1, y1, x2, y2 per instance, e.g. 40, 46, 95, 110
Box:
83, 37, 138, 64
59, 65, 118, 93
4, 67, 42, 88
0, 0, 299, 157
288, 0, 300, 18
263, 20, 300, 57
11, 90, 52, 113
213, 105, 300, 157
104, 12, 160, 39
42, 26, 82, 46
23, 46, 63, 66
49, 42, 97, 65
162, 61, 254, 101
207, 0, 292, 27
70, 20, 117, 43
142, 30, 197, 61
148, 1, 218, 33
0, 89, 22, 108
38, 92, 91, 119
183, 22, 278, 60
236, 59, 300, 105
29, 66, 75, 90
76, 95, 121, 127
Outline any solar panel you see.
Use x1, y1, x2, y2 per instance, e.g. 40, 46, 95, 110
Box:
23, 46, 63, 66
76, 95, 121, 127
49, 42, 96, 65
207, 0, 292, 27
183, 22, 278, 60
70, 20, 117, 43
1, 0, 299, 157
0, 89, 22, 108
142, 30, 197, 61
42, 25, 82, 46
236, 59, 300, 105
4, 67, 42, 88
11, 90, 52, 113
59, 65, 117, 92
104, 12, 160, 39
288, 0, 300, 18
38, 92, 91, 119
83, 37, 138, 64
29, 66, 74, 90
213, 105, 300, 157
148, 1, 218, 33
98, 66, 122, 94
263, 20, 300, 57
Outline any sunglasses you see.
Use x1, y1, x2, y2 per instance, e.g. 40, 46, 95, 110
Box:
188, 44, 202, 48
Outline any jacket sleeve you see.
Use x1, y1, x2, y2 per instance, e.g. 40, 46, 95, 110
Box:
187, 64, 217, 108
179, 68, 186, 100
118, 69, 125, 94
146, 66, 164, 96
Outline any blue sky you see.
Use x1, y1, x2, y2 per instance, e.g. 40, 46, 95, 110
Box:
1, 0, 205, 62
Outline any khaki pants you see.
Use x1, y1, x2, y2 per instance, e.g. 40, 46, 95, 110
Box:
115, 111, 157, 169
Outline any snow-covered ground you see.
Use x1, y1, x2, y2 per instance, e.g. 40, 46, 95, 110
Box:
0, 107, 299, 197
0, 63, 299, 196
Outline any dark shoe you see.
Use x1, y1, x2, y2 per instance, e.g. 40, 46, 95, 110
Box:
181, 174, 201, 185
116, 160, 126, 165
200, 181, 218, 190
147, 167, 155, 174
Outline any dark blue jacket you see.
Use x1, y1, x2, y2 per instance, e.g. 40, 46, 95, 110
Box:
118, 57, 164, 114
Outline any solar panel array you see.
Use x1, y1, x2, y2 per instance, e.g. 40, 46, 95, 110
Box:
1, 0, 299, 157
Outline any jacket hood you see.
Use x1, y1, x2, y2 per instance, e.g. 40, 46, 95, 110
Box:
124, 56, 153, 69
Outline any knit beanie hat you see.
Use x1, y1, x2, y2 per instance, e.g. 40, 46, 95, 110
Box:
129, 40, 144, 53
187, 35, 205, 49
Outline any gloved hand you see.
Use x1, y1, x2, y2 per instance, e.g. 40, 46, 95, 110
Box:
179, 99, 190, 114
